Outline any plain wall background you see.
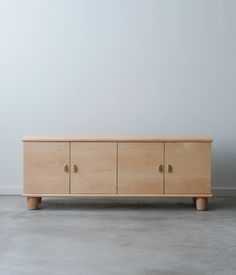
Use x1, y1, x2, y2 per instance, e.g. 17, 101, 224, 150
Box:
0, 0, 235, 194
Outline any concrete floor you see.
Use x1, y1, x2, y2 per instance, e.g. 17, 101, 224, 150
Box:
0, 196, 236, 275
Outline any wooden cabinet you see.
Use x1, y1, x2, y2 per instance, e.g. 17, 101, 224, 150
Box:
23, 136, 212, 211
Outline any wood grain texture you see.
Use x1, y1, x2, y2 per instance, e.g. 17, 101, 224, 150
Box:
24, 142, 70, 194
165, 142, 211, 194
23, 135, 213, 142
70, 142, 117, 193
118, 142, 164, 194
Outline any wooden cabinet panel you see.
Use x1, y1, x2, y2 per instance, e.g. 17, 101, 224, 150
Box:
24, 142, 69, 194
70, 142, 117, 193
118, 142, 164, 194
165, 142, 211, 194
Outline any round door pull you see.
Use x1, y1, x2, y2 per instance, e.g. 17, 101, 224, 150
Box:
158, 164, 164, 173
73, 165, 78, 173
64, 164, 69, 173
167, 164, 173, 173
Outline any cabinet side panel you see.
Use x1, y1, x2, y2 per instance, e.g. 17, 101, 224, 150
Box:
24, 142, 70, 194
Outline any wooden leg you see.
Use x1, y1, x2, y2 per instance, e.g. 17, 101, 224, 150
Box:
196, 198, 208, 211
27, 197, 40, 210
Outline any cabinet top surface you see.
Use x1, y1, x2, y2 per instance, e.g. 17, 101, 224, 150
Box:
23, 135, 213, 142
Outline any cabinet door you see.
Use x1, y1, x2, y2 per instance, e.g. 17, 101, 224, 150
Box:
165, 142, 211, 194
71, 142, 117, 193
118, 142, 164, 194
24, 142, 70, 194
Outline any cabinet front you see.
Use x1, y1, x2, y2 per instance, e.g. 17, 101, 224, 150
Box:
70, 142, 117, 193
24, 142, 70, 194
165, 142, 211, 194
118, 142, 164, 194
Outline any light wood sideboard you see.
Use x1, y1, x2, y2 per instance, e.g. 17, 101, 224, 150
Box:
23, 135, 212, 210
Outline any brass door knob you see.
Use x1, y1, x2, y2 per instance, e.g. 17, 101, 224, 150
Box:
167, 164, 173, 173
73, 165, 78, 173
64, 164, 69, 173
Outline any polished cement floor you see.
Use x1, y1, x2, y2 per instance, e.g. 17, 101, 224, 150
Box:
0, 196, 235, 275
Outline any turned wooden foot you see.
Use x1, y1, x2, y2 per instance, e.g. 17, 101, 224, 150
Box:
27, 197, 40, 210
196, 198, 208, 211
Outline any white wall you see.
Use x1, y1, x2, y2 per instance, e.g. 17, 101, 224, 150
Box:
0, 0, 235, 195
